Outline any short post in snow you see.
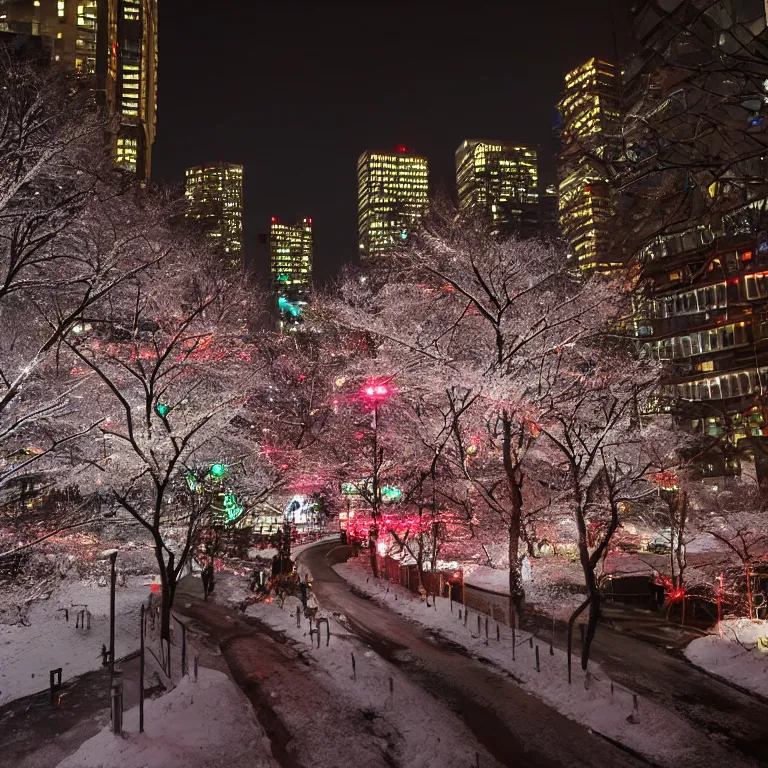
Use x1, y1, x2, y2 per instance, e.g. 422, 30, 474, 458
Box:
512, 626, 516, 661
535, 645, 540, 673
49, 668, 62, 704
296, 606, 301, 628
351, 652, 356, 681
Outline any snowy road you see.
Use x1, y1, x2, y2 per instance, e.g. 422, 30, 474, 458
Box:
302, 544, 650, 768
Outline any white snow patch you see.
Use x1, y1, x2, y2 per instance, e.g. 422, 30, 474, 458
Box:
56, 668, 278, 768
685, 618, 768, 698
0, 577, 152, 706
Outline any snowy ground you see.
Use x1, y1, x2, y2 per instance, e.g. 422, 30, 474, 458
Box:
685, 619, 768, 698
331, 558, 739, 768
0, 576, 155, 706
210, 572, 502, 768
55, 667, 278, 768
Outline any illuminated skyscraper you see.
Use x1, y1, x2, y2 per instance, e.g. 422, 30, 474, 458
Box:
456, 140, 539, 234
270, 217, 312, 291
357, 147, 429, 258
184, 163, 244, 262
557, 58, 620, 270
1, 0, 158, 180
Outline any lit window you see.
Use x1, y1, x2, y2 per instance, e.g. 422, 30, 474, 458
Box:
58, 1, 65, 17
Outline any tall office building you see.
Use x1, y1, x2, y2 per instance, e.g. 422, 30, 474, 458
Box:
357, 147, 429, 258
270, 217, 312, 291
557, 58, 620, 271
456, 140, 539, 235
1, 0, 158, 180
624, 1, 768, 451
184, 163, 244, 263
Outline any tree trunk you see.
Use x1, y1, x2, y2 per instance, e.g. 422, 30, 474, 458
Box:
581, 589, 601, 670
502, 412, 525, 627
369, 532, 379, 579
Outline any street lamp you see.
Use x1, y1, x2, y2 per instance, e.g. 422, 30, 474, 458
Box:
96, 549, 119, 684
359, 380, 394, 578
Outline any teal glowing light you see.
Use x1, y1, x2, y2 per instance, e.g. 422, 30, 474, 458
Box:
381, 486, 402, 502
278, 295, 301, 318
210, 463, 227, 478
400, 231, 408, 240
155, 403, 171, 418
223, 492, 244, 522
276, 274, 289, 283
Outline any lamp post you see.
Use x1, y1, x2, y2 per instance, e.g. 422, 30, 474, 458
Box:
360, 380, 392, 578
97, 549, 119, 683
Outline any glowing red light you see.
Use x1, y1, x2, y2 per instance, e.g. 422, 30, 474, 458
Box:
395, 145, 407, 153
375, 385, 387, 395
365, 386, 375, 396
151, 583, 160, 594
271, 216, 278, 223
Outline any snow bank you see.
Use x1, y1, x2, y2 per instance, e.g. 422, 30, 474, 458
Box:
333, 559, 732, 768
0, 577, 153, 706
685, 619, 768, 698
56, 668, 278, 768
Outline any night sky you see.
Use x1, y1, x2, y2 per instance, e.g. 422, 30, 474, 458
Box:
152, 0, 634, 283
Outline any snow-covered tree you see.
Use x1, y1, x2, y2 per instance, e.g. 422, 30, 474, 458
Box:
537, 335, 661, 674
63, 232, 278, 643
332, 205, 622, 624
0, 59, 185, 559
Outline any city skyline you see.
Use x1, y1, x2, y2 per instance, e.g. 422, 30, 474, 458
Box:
151, 0, 632, 282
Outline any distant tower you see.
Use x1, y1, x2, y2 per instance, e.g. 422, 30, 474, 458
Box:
357, 147, 429, 258
1, 0, 158, 180
557, 58, 620, 270
269, 217, 312, 293
456, 140, 539, 235
184, 163, 244, 263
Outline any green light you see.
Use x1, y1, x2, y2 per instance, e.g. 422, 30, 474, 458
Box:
277, 274, 289, 283
278, 295, 302, 318
185, 472, 199, 492
223, 492, 244, 522
210, 463, 227, 478
155, 403, 171, 418
381, 486, 402, 502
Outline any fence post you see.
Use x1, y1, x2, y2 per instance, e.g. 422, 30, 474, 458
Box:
139, 605, 145, 733
496, 623, 500, 642
477, 615, 481, 635
535, 645, 540, 673
351, 652, 356, 681
512, 626, 516, 661
296, 606, 301, 628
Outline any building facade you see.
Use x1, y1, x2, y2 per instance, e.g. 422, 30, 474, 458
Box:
623, 2, 768, 451
557, 58, 620, 271
456, 140, 539, 235
184, 163, 244, 263
270, 217, 312, 292
1, 0, 158, 180
357, 147, 429, 258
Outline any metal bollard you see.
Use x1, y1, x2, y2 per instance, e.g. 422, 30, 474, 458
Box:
111, 676, 123, 735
